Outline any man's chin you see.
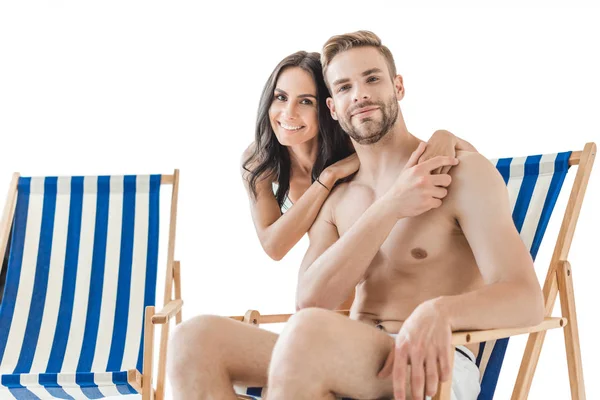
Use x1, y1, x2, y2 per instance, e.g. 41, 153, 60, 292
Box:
352, 133, 385, 145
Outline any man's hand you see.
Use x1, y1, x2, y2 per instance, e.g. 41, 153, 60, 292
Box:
419, 130, 459, 175
378, 300, 453, 400
383, 142, 459, 219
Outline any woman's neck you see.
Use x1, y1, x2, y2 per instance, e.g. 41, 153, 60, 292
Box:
288, 137, 319, 177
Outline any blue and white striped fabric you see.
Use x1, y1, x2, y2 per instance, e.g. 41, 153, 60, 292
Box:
0, 175, 162, 399
234, 152, 572, 400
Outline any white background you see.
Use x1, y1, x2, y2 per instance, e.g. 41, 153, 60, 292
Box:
1, 1, 599, 399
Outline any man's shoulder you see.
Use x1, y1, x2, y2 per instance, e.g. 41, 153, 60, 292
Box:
447, 151, 509, 210
452, 151, 502, 185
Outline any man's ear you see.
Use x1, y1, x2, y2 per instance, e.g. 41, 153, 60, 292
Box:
326, 97, 338, 120
394, 74, 405, 101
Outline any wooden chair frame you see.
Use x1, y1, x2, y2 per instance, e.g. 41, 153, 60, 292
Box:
229, 143, 596, 400
0, 170, 184, 400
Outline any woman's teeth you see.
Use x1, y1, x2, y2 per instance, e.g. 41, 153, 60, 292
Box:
280, 122, 303, 131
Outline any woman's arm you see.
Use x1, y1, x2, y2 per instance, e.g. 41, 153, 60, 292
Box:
419, 130, 479, 174
241, 145, 357, 261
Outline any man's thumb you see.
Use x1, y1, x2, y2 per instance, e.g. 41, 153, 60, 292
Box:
406, 142, 427, 169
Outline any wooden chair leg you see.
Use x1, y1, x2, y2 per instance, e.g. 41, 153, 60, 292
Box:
512, 270, 559, 400
155, 321, 171, 400
558, 261, 586, 399
433, 347, 454, 400
173, 260, 182, 324
142, 306, 156, 400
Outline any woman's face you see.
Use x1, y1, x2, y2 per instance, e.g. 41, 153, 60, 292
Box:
269, 67, 319, 147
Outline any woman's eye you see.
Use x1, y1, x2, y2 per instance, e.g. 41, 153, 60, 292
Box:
275, 94, 287, 101
301, 99, 313, 105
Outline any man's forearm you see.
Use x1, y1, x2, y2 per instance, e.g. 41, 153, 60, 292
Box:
434, 280, 545, 332
297, 198, 397, 310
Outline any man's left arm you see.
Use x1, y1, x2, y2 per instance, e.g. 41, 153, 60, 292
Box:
435, 152, 545, 331
380, 152, 546, 399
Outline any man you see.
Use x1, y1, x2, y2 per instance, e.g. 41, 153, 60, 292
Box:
168, 31, 543, 400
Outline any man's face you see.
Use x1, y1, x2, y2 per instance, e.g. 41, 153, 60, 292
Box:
325, 47, 403, 145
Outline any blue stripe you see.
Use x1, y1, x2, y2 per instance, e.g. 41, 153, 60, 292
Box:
478, 338, 509, 400
113, 371, 138, 395
15, 178, 58, 373
76, 372, 104, 399
475, 342, 485, 367
512, 155, 541, 233
9, 388, 42, 400
247, 387, 263, 396
107, 176, 136, 371
77, 176, 110, 372
136, 174, 161, 372
495, 157, 512, 185
2, 374, 41, 399
39, 374, 75, 399
0, 178, 31, 367
530, 152, 571, 260
47, 177, 84, 373
45, 388, 75, 400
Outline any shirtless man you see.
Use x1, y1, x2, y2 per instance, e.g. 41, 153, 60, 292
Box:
167, 31, 544, 400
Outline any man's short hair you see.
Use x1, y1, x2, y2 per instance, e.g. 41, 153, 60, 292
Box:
321, 30, 398, 90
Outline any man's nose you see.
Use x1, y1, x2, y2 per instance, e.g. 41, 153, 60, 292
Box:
352, 85, 371, 102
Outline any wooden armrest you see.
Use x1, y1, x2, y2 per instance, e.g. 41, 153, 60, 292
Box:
152, 299, 184, 324
451, 317, 567, 346
229, 309, 351, 325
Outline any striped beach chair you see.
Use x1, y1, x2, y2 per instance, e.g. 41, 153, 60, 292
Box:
231, 143, 596, 400
0, 171, 183, 400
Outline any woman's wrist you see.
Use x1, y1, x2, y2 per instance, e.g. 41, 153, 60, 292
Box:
318, 168, 337, 190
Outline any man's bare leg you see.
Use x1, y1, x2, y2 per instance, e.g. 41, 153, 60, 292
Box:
168, 315, 278, 400
266, 308, 396, 400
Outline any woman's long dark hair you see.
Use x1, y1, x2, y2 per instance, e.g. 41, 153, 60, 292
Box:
242, 51, 354, 209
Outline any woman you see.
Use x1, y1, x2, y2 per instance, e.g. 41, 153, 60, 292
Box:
242, 51, 476, 261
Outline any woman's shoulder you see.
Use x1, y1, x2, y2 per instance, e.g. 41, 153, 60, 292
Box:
240, 142, 257, 168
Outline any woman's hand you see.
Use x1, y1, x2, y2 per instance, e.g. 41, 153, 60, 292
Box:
419, 130, 475, 175
321, 153, 360, 188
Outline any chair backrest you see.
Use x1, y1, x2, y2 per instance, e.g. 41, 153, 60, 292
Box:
0, 174, 162, 376
476, 152, 572, 399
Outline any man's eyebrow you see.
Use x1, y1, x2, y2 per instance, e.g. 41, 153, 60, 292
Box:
331, 68, 384, 88
331, 78, 350, 88
362, 68, 383, 77
274, 88, 317, 99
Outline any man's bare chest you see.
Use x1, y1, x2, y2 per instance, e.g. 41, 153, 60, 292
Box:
333, 188, 465, 270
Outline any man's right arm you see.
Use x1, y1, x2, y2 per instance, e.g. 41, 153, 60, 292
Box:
295, 191, 398, 311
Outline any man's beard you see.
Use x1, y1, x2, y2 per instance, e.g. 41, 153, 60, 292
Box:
338, 96, 399, 145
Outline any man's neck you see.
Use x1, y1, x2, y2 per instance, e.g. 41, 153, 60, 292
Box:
353, 122, 422, 184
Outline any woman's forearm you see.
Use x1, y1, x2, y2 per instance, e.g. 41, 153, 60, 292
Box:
257, 174, 335, 260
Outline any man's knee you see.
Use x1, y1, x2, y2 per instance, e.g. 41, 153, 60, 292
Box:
284, 307, 332, 339
273, 307, 333, 364
168, 314, 228, 374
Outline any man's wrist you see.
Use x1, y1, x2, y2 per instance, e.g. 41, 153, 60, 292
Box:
377, 192, 406, 220
429, 296, 455, 330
